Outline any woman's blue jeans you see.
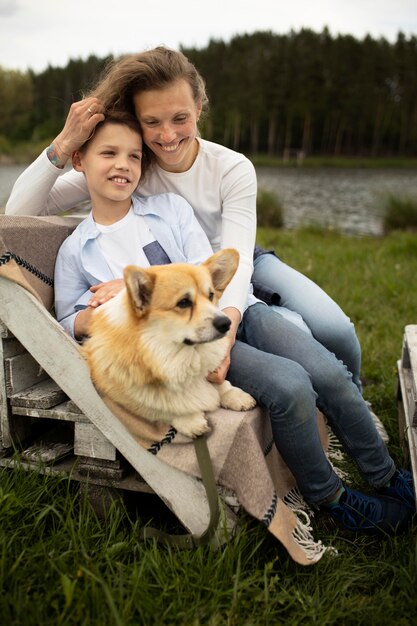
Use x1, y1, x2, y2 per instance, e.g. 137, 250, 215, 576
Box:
252, 252, 363, 391
226, 303, 395, 505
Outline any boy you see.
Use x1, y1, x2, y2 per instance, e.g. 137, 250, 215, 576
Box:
54, 111, 214, 339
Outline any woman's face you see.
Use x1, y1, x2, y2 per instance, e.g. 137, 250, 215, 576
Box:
133, 79, 202, 173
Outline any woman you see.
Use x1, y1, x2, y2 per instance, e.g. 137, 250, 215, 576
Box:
6, 47, 414, 533
7, 48, 361, 387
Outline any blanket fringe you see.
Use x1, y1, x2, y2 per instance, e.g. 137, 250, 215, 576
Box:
282, 488, 337, 561
326, 428, 344, 462
366, 402, 390, 443
291, 509, 337, 561
325, 430, 350, 481
284, 486, 315, 517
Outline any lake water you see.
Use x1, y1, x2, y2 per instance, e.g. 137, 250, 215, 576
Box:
1, 164, 416, 236
257, 166, 417, 236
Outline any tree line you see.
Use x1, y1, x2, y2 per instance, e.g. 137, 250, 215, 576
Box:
1, 28, 417, 157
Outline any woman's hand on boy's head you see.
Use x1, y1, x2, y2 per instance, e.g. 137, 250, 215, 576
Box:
88, 279, 125, 307
54, 98, 105, 161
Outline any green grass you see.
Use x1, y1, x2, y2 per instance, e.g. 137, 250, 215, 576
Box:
383, 194, 417, 234
0, 138, 53, 165
256, 188, 284, 228
2, 229, 417, 625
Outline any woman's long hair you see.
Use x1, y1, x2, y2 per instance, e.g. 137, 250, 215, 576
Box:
87, 47, 209, 118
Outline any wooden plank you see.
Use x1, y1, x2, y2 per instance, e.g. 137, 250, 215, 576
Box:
12, 400, 88, 422
402, 338, 411, 369
12, 401, 87, 421
74, 422, 117, 461
77, 455, 124, 469
0, 320, 13, 339
10, 379, 67, 409
67, 400, 81, 413
404, 325, 417, 425
0, 277, 216, 538
2, 338, 26, 359
0, 453, 155, 493
77, 459, 126, 481
398, 361, 416, 429
397, 360, 417, 506
0, 337, 32, 448
5, 352, 49, 396
77, 456, 126, 481
0, 336, 10, 448
21, 441, 73, 463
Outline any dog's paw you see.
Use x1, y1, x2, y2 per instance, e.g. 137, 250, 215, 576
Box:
171, 414, 210, 439
219, 386, 257, 412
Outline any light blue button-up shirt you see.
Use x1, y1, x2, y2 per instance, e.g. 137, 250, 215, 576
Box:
54, 193, 214, 337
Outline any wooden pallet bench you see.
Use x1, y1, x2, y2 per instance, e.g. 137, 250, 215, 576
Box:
0, 214, 245, 548
397, 324, 417, 500
0, 280, 238, 546
0, 318, 163, 501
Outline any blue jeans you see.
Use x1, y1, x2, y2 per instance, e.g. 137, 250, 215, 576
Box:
252, 252, 363, 391
226, 303, 395, 505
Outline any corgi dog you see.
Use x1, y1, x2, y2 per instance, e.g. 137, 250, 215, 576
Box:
82, 248, 256, 438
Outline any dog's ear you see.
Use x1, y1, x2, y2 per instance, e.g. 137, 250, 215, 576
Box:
202, 248, 240, 293
124, 265, 155, 316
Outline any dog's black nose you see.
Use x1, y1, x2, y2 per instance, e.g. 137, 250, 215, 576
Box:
212, 314, 231, 334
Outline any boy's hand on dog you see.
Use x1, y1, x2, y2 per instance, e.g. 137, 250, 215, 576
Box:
88, 279, 125, 307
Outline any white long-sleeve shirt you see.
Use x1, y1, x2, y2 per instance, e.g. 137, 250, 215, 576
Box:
6, 138, 257, 315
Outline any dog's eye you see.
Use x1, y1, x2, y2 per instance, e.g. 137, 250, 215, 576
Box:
177, 297, 192, 309
208, 291, 214, 301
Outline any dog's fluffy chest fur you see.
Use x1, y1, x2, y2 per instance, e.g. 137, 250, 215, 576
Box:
84, 310, 228, 419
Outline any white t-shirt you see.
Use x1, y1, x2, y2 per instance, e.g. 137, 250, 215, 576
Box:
95, 207, 155, 277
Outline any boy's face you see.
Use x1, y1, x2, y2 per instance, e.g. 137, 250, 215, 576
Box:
73, 123, 143, 210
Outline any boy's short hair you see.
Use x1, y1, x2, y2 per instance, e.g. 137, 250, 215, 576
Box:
78, 110, 149, 178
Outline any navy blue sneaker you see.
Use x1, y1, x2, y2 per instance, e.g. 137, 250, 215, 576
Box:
322, 485, 411, 535
378, 469, 416, 511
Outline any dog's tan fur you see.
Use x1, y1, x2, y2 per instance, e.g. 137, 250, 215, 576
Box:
82, 248, 256, 438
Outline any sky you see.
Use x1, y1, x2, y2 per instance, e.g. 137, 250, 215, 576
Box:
1, 0, 416, 73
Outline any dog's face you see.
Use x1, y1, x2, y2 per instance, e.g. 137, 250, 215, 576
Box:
123, 248, 239, 346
